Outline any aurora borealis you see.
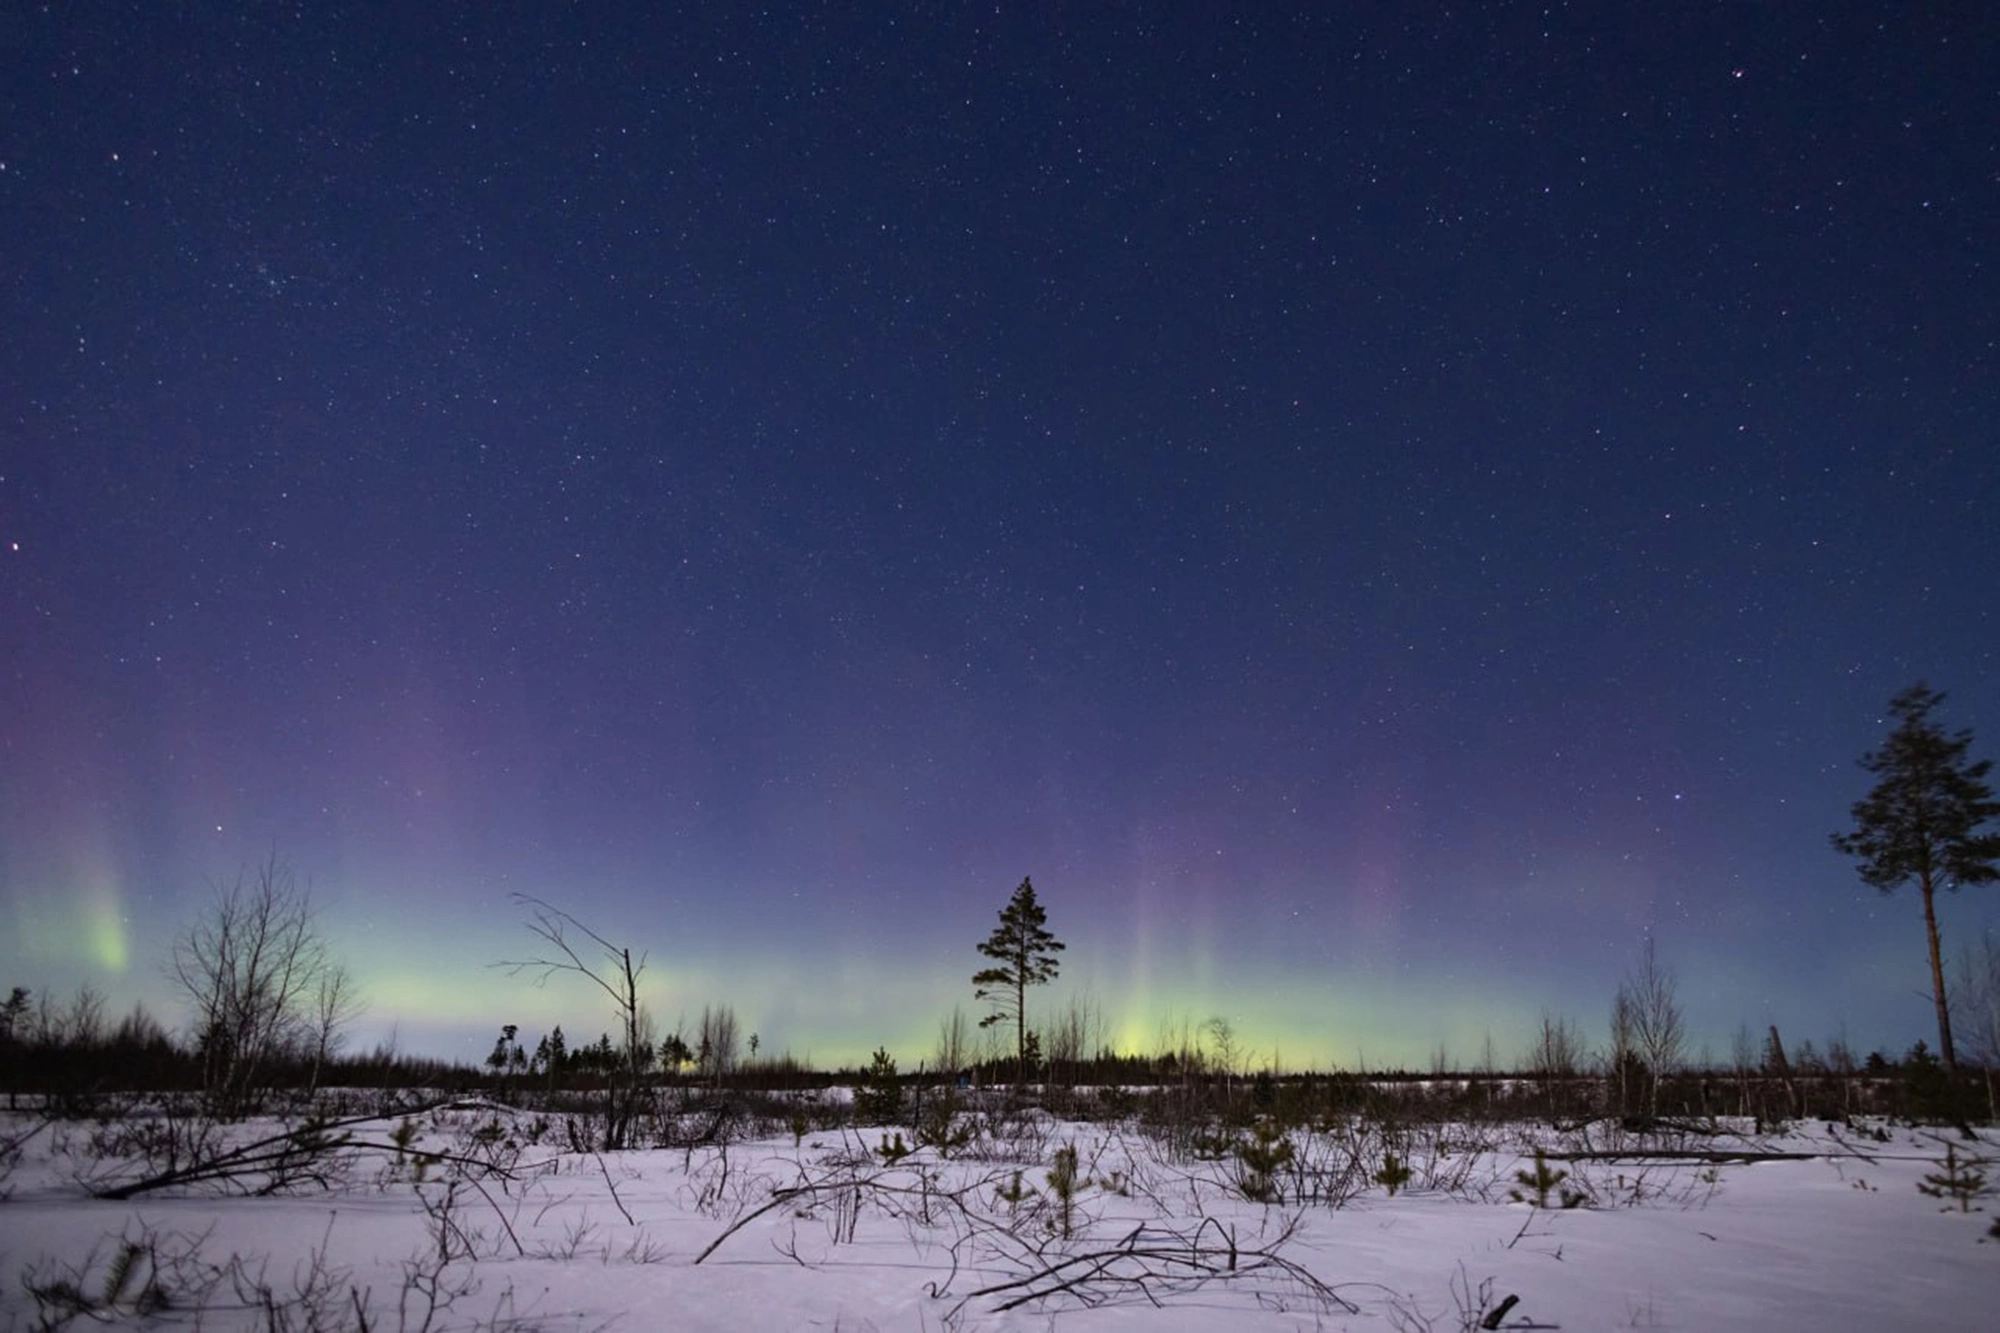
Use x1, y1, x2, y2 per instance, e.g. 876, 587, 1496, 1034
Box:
4, 5, 1996, 1070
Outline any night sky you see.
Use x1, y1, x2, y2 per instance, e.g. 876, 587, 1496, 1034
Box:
5, 5, 1996, 1071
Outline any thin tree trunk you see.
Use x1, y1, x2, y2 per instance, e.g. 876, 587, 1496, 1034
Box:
1767, 1026, 1797, 1121
1015, 978, 1026, 1086
1922, 879, 1956, 1070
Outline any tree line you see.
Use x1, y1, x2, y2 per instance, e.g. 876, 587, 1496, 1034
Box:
4, 682, 1996, 1124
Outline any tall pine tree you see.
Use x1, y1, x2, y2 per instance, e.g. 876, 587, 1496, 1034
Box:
973, 877, 1065, 1083
1832, 683, 2000, 1070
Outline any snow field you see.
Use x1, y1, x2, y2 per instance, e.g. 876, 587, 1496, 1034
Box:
1, 1103, 1993, 1331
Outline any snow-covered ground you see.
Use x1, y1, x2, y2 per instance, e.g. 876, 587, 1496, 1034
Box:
1, 1101, 1992, 1330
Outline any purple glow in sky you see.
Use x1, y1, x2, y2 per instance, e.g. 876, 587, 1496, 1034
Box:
3, 5, 1996, 1068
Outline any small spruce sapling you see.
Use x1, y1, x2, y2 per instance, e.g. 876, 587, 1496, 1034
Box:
1917, 1142, 1990, 1213
1047, 1142, 1086, 1238
917, 1087, 975, 1157
855, 1047, 902, 1126
1374, 1151, 1413, 1198
388, 1118, 437, 1184
1511, 1148, 1587, 1208
1235, 1121, 1295, 1203
27, 1236, 170, 1323
995, 1169, 1035, 1213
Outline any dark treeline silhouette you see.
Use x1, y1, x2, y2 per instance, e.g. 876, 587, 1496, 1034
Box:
0, 985, 474, 1113
3, 982, 1982, 1130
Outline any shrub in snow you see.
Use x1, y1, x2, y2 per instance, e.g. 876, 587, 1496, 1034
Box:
1047, 1142, 1084, 1238
1510, 1148, 1587, 1209
1235, 1120, 1295, 1203
1917, 1141, 1990, 1214
1374, 1149, 1413, 1198
855, 1048, 903, 1126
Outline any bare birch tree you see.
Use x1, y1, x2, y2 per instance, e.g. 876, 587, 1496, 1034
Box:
696, 1003, 739, 1086
305, 964, 362, 1096
171, 854, 352, 1116
1526, 1010, 1584, 1119
1607, 985, 1638, 1117
934, 1005, 974, 1079
1955, 930, 2000, 1119
1617, 937, 1685, 1118
498, 896, 650, 1148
